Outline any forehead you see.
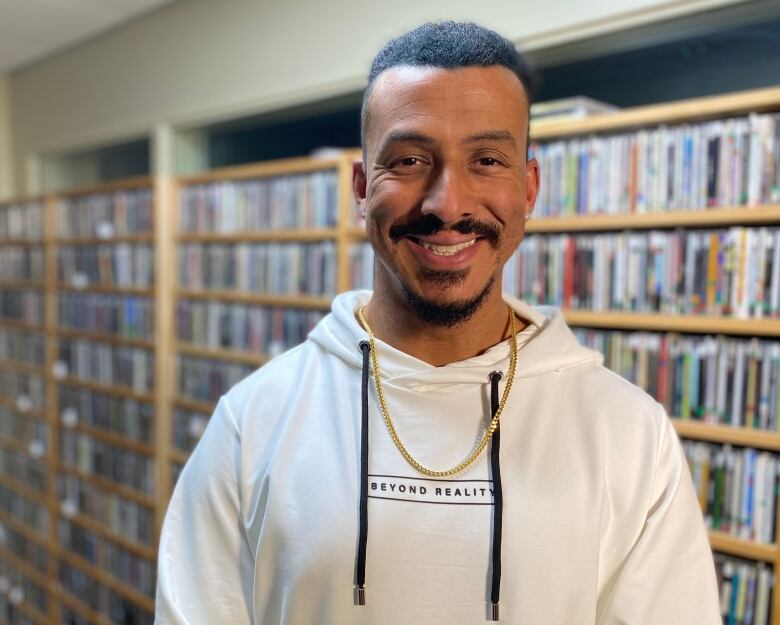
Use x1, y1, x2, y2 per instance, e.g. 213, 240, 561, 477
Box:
365, 65, 528, 151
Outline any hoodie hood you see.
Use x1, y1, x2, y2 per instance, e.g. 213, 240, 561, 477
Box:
308, 290, 603, 388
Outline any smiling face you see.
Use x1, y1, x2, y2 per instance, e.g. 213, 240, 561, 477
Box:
354, 65, 539, 326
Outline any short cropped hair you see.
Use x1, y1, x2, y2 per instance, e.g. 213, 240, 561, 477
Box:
361, 21, 536, 150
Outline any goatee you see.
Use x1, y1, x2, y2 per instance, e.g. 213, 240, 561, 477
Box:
401, 275, 495, 327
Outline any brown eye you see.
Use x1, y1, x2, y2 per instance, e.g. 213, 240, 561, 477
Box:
400, 157, 419, 167
479, 157, 498, 166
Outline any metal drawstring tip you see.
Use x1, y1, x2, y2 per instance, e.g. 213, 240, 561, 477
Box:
354, 587, 365, 606
491, 602, 500, 621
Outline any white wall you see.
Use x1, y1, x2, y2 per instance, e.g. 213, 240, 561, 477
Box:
8, 0, 748, 193
0, 73, 13, 199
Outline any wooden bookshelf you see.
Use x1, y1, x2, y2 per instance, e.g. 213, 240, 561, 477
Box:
4, 86, 780, 622
46, 178, 159, 625
523, 84, 780, 625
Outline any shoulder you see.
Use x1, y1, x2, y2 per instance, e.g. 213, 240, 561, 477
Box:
221, 339, 326, 427
546, 359, 671, 470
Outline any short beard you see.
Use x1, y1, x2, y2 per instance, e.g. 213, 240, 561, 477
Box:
401, 274, 495, 328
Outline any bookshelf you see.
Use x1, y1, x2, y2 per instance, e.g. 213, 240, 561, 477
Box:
1, 85, 780, 623
519, 85, 780, 625
168, 152, 361, 489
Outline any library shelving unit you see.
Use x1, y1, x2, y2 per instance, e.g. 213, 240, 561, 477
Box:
0, 194, 52, 625
523, 85, 780, 624
0, 179, 166, 625
2, 85, 780, 623
53, 177, 160, 625
169, 151, 362, 488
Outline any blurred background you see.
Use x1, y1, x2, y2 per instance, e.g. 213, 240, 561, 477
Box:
1, 0, 780, 623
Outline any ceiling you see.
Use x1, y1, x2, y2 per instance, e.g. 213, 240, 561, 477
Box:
0, 0, 178, 72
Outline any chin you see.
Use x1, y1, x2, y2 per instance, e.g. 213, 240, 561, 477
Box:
400, 276, 495, 328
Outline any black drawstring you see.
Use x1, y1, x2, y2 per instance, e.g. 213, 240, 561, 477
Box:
353, 343, 505, 619
489, 371, 504, 621
355, 340, 371, 606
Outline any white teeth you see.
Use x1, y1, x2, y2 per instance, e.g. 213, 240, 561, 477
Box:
418, 239, 477, 256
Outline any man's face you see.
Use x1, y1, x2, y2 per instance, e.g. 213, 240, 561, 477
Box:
354, 65, 539, 324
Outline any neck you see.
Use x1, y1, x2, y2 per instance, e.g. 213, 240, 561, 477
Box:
361, 283, 522, 367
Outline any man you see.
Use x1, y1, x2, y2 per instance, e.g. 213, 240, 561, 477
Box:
156, 21, 720, 624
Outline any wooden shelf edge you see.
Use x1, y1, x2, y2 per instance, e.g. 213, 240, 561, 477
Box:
673, 419, 780, 452
57, 588, 115, 625
0, 318, 46, 332
0, 509, 52, 551
526, 205, 780, 232
176, 341, 268, 366
56, 463, 155, 509
170, 448, 190, 465
530, 85, 780, 140
708, 530, 777, 562
176, 289, 333, 310
562, 310, 780, 336
54, 176, 153, 197
177, 227, 338, 243
0, 279, 44, 290
0, 546, 52, 589
68, 512, 156, 562
173, 396, 217, 415
0, 357, 45, 374
68, 421, 155, 456
0, 473, 48, 507
0, 238, 44, 246
58, 549, 155, 613
0, 431, 50, 460
57, 283, 154, 296
59, 376, 154, 403
57, 327, 155, 349
56, 233, 154, 245
0, 395, 46, 419
176, 155, 344, 185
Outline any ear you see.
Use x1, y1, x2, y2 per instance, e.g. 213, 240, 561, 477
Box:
524, 157, 540, 220
353, 159, 367, 217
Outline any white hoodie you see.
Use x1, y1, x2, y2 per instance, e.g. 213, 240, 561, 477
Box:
156, 291, 721, 624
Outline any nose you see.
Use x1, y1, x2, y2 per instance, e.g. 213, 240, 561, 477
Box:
420, 165, 473, 224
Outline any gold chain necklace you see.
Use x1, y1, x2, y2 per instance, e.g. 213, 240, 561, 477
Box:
356, 303, 518, 477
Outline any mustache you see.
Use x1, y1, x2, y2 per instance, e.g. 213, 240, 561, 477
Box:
388, 215, 502, 248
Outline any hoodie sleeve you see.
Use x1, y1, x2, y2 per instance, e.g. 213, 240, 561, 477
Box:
598, 406, 721, 625
156, 397, 254, 625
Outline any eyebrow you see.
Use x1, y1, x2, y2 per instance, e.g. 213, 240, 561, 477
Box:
461, 130, 516, 146
376, 130, 435, 155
